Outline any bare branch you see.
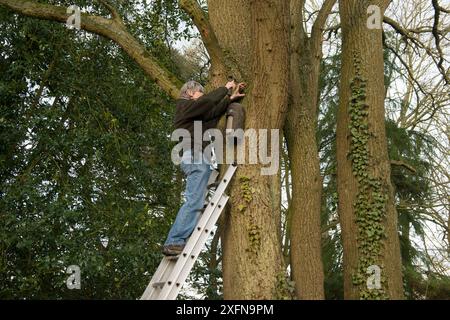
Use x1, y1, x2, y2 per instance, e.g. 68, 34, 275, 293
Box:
179, 0, 228, 76
390, 160, 417, 173
431, 0, 448, 84
383, 35, 430, 98
432, 0, 450, 13
383, 15, 450, 84
290, 0, 308, 58
290, 0, 306, 42
311, 0, 337, 54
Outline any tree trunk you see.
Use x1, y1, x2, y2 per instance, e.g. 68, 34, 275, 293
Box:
283, 0, 336, 299
208, 0, 290, 299
336, 0, 404, 299
284, 41, 324, 298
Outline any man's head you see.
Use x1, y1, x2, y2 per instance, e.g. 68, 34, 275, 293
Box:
179, 81, 204, 100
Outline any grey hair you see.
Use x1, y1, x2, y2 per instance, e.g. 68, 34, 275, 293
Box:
179, 81, 204, 99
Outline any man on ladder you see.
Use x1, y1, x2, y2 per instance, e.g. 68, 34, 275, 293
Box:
162, 79, 246, 256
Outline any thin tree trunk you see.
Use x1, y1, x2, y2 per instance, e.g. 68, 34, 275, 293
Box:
284, 0, 336, 299
285, 98, 324, 299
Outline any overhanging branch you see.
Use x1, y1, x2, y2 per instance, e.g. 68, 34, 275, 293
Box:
97, 0, 124, 26
383, 35, 428, 97
432, 0, 450, 13
0, 0, 182, 99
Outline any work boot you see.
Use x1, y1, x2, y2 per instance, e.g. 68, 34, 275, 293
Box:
162, 244, 185, 256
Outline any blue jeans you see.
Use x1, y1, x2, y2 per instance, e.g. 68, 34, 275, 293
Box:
164, 151, 212, 246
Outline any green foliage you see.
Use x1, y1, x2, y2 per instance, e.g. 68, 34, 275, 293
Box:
247, 224, 261, 258
0, 7, 184, 299
239, 176, 253, 204
403, 266, 450, 300
186, 239, 223, 300
385, 120, 449, 299
274, 272, 295, 300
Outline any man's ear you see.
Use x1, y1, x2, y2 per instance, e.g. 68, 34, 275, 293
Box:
187, 90, 194, 98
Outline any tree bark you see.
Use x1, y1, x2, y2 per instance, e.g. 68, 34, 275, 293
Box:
207, 0, 252, 81
337, 0, 404, 299
208, 0, 290, 299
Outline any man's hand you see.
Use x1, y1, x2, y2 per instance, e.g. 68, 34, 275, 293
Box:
230, 82, 246, 101
225, 80, 237, 90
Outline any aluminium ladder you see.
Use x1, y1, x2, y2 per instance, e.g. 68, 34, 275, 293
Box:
140, 163, 237, 300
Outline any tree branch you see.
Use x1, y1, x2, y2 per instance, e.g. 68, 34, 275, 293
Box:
290, 0, 306, 54
322, 219, 339, 236
311, 0, 336, 55
0, 0, 182, 99
431, 0, 448, 84
383, 15, 449, 84
291, 0, 306, 42
433, 0, 450, 13
383, 36, 428, 97
384, 16, 424, 48
179, 0, 228, 77
391, 160, 417, 173
97, 0, 124, 26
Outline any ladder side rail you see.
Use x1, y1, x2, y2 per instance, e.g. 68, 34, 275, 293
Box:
141, 257, 174, 300
141, 164, 238, 300
163, 194, 229, 300
156, 164, 237, 298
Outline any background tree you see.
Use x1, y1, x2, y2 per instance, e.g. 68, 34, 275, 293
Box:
284, 0, 336, 299
337, 0, 405, 299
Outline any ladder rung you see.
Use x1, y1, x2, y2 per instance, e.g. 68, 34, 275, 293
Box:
152, 282, 165, 288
